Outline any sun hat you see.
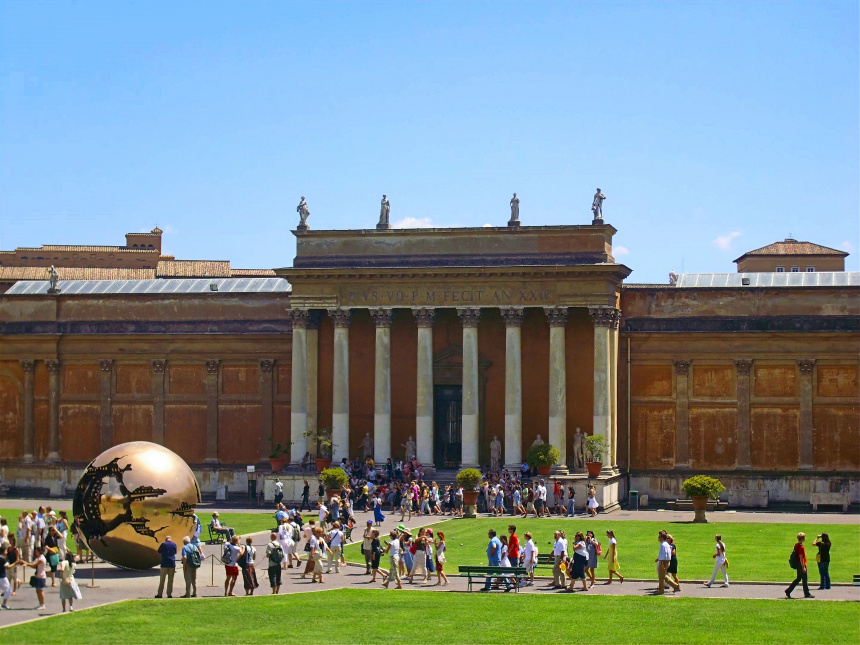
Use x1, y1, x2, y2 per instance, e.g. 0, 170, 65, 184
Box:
397, 524, 406, 532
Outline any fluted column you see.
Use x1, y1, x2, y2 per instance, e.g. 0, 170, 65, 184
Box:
797, 359, 815, 470
673, 359, 692, 469
501, 308, 524, 470
734, 359, 753, 469
589, 306, 619, 475
330, 308, 351, 463
204, 359, 220, 463
21, 360, 35, 463
288, 310, 309, 466
458, 307, 481, 468
150, 359, 166, 445
546, 307, 569, 474
47, 360, 61, 462
97, 359, 112, 454
371, 308, 393, 465
414, 308, 436, 468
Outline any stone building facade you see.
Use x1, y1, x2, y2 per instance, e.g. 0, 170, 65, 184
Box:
0, 224, 857, 505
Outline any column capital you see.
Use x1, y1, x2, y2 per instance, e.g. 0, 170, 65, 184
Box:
673, 359, 692, 375
20, 359, 35, 373
288, 308, 309, 329
329, 308, 352, 328
500, 307, 525, 327
150, 359, 166, 375
544, 306, 569, 327
734, 358, 753, 375
306, 310, 324, 331
457, 307, 481, 328
369, 308, 394, 328
588, 306, 619, 328
797, 358, 816, 375
46, 359, 61, 374
259, 359, 276, 374
205, 359, 221, 375
412, 307, 436, 328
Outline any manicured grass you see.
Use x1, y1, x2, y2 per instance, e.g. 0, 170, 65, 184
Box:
211, 512, 314, 539
344, 516, 860, 583
1, 589, 857, 644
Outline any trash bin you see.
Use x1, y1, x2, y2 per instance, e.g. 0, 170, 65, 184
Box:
216, 484, 228, 501
629, 490, 639, 511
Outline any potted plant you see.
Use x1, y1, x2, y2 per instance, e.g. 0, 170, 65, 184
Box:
681, 475, 726, 523
268, 438, 289, 473
584, 435, 607, 478
315, 428, 334, 472
320, 467, 348, 501
526, 442, 560, 476
456, 468, 483, 518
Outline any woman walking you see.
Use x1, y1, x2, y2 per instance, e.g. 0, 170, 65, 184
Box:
408, 529, 429, 583
813, 533, 831, 590
373, 493, 385, 527
666, 534, 680, 589
311, 527, 330, 584
603, 530, 624, 584
25, 546, 47, 610
241, 536, 259, 596
223, 535, 242, 596
6, 537, 21, 596
369, 529, 387, 583
381, 529, 403, 589
586, 486, 599, 517
585, 530, 600, 588
434, 531, 449, 586
567, 532, 589, 592
704, 534, 728, 588
58, 552, 82, 612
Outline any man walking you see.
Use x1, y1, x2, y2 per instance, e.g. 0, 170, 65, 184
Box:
155, 535, 177, 598
655, 531, 680, 594
551, 530, 567, 588
265, 532, 283, 594
362, 520, 374, 574
274, 479, 284, 506
785, 532, 814, 599
326, 522, 344, 573
481, 529, 512, 591
180, 536, 202, 598
301, 481, 311, 512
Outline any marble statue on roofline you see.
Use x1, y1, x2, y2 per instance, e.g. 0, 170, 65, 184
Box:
377, 195, 391, 230
592, 188, 606, 222
47, 265, 59, 293
296, 196, 310, 231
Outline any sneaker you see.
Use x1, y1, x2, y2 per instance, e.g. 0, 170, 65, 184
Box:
69, 606, 75, 612
1, 605, 9, 610
37, 605, 46, 610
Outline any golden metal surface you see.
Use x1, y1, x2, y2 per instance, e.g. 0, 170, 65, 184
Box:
73, 441, 201, 570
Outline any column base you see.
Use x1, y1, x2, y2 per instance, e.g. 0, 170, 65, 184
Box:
552, 465, 570, 476
204, 458, 220, 464
22, 454, 34, 464
421, 463, 437, 477
45, 452, 60, 464
459, 463, 480, 471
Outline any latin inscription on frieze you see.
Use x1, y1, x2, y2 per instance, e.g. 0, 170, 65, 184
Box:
345, 287, 555, 306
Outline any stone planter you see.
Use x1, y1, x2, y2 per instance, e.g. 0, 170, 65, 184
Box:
463, 490, 479, 518
325, 488, 342, 503
586, 462, 602, 478
269, 457, 288, 473
691, 495, 709, 523
537, 465, 552, 476
315, 458, 332, 472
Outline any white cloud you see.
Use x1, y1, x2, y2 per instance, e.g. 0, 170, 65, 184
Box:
841, 240, 854, 253
614, 245, 629, 256
393, 217, 433, 229
713, 231, 741, 251
483, 223, 493, 227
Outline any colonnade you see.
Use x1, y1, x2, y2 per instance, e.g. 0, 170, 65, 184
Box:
288, 305, 620, 474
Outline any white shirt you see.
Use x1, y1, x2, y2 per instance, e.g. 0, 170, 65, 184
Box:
574, 540, 588, 558
277, 524, 293, 544
318, 505, 327, 523
553, 538, 566, 556
274, 482, 283, 494
537, 485, 547, 501
389, 539, 401, 558
329, 529, 343, 548
523, 539, 536, 563
715, 542, 726, 564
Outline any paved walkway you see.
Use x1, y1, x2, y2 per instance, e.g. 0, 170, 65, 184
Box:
0, 507, 857, 630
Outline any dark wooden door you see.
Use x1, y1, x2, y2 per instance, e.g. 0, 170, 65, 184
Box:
433, 385, 462, 468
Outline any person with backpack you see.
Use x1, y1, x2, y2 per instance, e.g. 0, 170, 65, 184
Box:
180, 536, 203, 598
703, 534, 728, 588
785, 532, 814, 599
222, 536, 242, 597
265, 532, 284, 594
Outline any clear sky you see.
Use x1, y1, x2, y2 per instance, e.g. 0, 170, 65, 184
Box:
1, 1, 857, 281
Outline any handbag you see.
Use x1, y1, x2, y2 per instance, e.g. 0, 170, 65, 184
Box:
29, 575, 37, 587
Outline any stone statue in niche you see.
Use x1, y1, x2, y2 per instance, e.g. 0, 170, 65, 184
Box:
490, 436, 502, 472
362, 432, 374, 459
531, 434, 545, 447
572, 427, 585, 471
377, 195, 391, 230
296, 196, 310, 231
401, 435, 416, 460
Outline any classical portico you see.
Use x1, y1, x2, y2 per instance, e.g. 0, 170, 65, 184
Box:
278, 225, 630, 476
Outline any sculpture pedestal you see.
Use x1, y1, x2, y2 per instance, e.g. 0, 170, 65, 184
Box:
549, 471, 623, 513
591, 217, 604, 226
376, 223, 391, 230
507, 220, 521, 228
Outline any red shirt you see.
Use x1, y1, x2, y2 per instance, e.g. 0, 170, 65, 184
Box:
795, 543, 806, 567
508, 534, 520, 560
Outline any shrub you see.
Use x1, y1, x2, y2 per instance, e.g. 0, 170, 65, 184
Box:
269, 443, 287, 459
526, 443, 560, 467
585, 435, 607, 463
455, 468, 483, 490
681, 475, 726, 499
320, 467, 348, 490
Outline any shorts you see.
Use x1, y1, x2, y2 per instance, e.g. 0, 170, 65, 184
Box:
534, 499, 543, 511
268, 565, 282, 588
225, 565, 239, 577
526, 562, 536, 573
526, 502, 534, 511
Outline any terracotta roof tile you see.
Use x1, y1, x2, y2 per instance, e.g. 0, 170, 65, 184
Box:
230, 268, 276, 276
0, 266, 157, 281
156, 260, 232, 277
735, 239, 848, 262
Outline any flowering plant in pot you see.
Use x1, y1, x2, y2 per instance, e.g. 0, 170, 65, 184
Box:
526, 443, 560, 476
320, 467, 348, 501
681, 475, 726, 522
584, 435, 607, 478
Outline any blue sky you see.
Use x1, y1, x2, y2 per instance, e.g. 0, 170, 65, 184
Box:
1, 1, 857, 281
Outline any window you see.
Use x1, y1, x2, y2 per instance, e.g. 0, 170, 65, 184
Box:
806, 266, 815, 272
775, 266, 785, 273
791, 266, 800, 272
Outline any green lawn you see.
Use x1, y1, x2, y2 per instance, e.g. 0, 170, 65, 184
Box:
1, 589, 857, 644
344, 517, 860, 583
